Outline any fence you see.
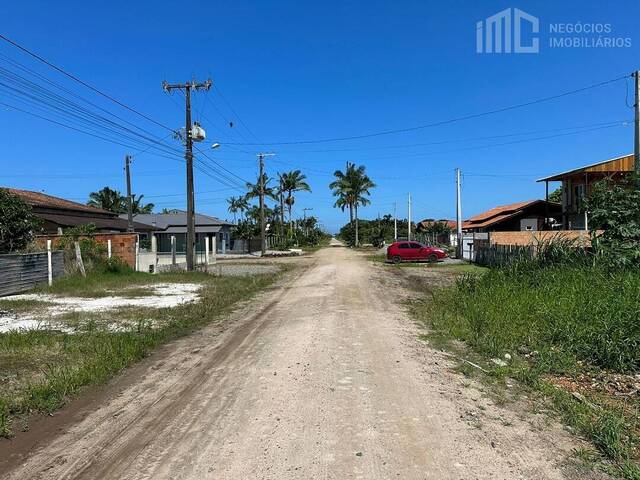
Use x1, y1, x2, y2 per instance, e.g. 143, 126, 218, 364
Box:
0, 251, 65, 296
474, 243, 535, 268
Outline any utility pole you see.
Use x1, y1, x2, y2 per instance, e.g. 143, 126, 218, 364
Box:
455, 168, 463, 259
634, 70, 640, 187
393, 202, 397, 241
407, 194, 412, 241
279, 174, 285, 238
162, 79, 212, 271
125, 154, 133, 232
258, 153, 275, 255
303, 207, 313, 235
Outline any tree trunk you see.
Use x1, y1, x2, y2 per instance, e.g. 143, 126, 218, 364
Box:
279, 189, 285, 237
355, 204, 359, 247
288, 203, 293, 236
349, 203, 354, 223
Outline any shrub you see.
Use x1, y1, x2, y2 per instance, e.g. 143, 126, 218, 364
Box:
0, 189, 42, 253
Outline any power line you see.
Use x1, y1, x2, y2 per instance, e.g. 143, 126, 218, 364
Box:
0, 33, 175, 132
259, 119, 629, 154
222, 75, 630, 145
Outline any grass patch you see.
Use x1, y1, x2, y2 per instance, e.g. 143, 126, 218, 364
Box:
33, 270, 213, 298
0, 267, 285, 437
0, 299, 55, 314
410, 263, 640, 478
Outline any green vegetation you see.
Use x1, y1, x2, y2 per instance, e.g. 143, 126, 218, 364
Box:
229, 168, 326, 250
587, 173, 640, 267
329, 163, 375, 246
0, 188, 42, 253
411, 251, 640, 477
0, 268, 283, 437
87, 186, 154, 213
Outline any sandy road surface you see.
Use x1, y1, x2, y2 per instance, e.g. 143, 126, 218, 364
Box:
4, 243, 587, 479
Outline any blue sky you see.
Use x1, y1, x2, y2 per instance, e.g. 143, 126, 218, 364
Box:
1, 1, 638, 232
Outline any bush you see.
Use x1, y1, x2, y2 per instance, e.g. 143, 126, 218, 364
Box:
99, 256, 132, 274
0, 189, 42, 253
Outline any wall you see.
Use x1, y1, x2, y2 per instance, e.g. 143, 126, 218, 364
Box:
0, 251, 65, 296
489, 230, 594, 247
36, 233, 138, 268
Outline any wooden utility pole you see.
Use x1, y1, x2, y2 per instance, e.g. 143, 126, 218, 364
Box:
279, 174, 285, 238
407, 194, 412, 241
259, 153, 266, 255
125, 155, 133, 232
455, 168, 463, 258
162, 79, 212, 270
258, 153, 275, 255
634, 71, 640, 187
393, 202, 397, 241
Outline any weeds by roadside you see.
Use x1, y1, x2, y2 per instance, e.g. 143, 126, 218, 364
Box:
0, 267, 286, 437
408, 257, 640, 479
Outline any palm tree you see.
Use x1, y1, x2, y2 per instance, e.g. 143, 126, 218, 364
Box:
88, 187, 125, 213
329, 164, 375, 246
227, 196, 243, 224
245, 173, 277, 203
280, 170, 311, 234
131, 194, 154, 214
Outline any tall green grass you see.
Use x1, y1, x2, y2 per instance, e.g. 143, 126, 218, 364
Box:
412, 250, 640, 476
431, 265, 640, 373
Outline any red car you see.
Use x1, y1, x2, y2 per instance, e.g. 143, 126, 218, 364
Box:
386, 241, 447, 264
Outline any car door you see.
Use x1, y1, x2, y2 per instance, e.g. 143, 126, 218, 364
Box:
409, 242, 425, 260
397, 242, 412, 259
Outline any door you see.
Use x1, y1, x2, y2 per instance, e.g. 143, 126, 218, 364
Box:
409, 242, 425, 260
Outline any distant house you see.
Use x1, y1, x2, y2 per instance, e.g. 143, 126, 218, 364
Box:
125, 211, 233, 253
416, 219, 458, 245
463, 200, 562, 233
537, 153, 635, 230
416, 219, 457, 232
4, 188, 151, 234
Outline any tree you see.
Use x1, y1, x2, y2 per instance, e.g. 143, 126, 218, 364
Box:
329, 164, 375, 246
548, 187, 562, 203
88, 187, 153, 214
227, 196, 243, 224
131, 194, 154, 214
0, 189, 42, 253
245, 173, 277, 203
280, 170, 311, 234
88, 187, 125, 212
585, 174, 640, 266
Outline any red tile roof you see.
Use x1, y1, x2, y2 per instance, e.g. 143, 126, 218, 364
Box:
3, 188, 111, 215
463, 200, 548, 230
418, 219, 457, 230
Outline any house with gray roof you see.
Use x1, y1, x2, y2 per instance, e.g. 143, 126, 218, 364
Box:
122, 211, 233, 253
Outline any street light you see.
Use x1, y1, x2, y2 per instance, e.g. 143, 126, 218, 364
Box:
211, 142, 221, 149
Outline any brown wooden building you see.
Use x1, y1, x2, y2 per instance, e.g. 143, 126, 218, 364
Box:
463, 200, 562, 233
537, 154, 635, 230
4, 188, 152, 234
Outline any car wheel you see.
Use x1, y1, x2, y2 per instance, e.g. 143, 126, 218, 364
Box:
428, 253, 438, 263
392, 255, 402, 264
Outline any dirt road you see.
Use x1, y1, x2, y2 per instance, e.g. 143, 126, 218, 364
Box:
4, 244, 587, 479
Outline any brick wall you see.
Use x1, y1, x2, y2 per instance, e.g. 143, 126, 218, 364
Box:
36, 233, 138, 268
489, 230, 597, 247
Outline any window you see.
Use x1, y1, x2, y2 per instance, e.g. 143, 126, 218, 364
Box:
398, 243, 411, 249
409, 243, 423, 249
573, 184, 586, 209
